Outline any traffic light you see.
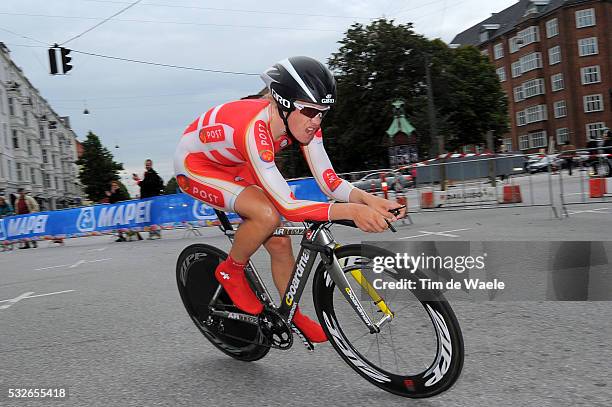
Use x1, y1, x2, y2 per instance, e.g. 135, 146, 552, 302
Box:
48, 48, 58, 75
60, 47, 72, 74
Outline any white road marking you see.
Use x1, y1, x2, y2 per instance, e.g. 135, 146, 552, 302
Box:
87, 247, 107, 252
35, 264, 71, 271
0, 290, 75, 310
399, 228, 472, 240
566, 207, 609, 215
0, 292, 35, 309
34, 258, 112, 271
69, 260, 86, 268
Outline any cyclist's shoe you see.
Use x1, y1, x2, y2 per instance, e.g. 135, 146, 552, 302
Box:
214, 256, 263, 315
292, 307, 328, 343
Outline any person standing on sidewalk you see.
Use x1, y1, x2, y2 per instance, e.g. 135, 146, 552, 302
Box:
15, 188, 39, 249
133, 159, 164, 239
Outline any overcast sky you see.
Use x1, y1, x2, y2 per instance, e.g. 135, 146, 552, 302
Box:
1, 0, 516, 195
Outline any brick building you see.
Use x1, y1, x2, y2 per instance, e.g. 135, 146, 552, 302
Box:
450, 0, 611, 153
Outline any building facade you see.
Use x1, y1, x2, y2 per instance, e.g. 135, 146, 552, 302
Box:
450, 0, 611, 153
0, 42, 82, 210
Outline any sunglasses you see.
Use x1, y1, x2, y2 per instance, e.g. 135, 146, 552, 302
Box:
294, 102, 330, 119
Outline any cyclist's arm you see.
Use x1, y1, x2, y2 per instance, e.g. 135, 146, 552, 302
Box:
301, 130, 355, 202
243, 119, 331, 222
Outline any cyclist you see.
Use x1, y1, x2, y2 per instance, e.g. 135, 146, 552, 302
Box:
174, 56, 405, 343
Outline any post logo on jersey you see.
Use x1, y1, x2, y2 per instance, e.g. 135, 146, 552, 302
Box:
199, 124, 226, 144
254, 120, 274, 163
323, 169, 342, 192
76, 207, 96, 232
181, 176, 225, 208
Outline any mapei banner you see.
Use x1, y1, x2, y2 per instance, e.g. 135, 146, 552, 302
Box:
0, 178, 328, 242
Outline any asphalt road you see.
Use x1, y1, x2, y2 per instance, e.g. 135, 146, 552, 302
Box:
1, 204, 611, 406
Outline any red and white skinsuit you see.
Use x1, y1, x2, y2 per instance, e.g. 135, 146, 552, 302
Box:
174, 99, 354, 221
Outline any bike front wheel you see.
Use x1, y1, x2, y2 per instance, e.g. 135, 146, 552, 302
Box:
312, 244, 464, 398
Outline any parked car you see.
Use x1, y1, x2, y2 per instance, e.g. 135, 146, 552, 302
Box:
351, 170, 413, 192
528, 154, 563, 173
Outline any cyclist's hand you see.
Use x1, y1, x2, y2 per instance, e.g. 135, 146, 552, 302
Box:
350, 204, 389, 233
364, 194, 406, 221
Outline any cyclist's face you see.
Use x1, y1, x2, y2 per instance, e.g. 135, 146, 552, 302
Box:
288, 100, 328, 144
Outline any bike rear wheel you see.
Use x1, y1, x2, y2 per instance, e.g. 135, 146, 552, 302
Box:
313, 244, 463, 398
176, 243, 270, 362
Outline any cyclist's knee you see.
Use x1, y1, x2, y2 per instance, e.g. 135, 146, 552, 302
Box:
264, 236, 292, 256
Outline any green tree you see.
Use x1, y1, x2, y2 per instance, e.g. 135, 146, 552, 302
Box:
439, 46, 508, 150
164, 176, 178, 194
325, 19, 509, 171
76, 131, 124, 202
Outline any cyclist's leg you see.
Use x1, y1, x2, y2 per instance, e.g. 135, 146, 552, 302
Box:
262, 235, 294, 296
263, 235, 327, 343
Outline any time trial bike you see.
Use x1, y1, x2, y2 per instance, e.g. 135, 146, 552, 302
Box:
176, 209, 463, 398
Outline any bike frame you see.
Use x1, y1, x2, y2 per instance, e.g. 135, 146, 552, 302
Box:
208, 210, 389, 338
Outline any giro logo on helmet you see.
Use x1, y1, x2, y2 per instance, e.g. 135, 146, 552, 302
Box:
271, 88, 291, 109
321, 94, 335, 104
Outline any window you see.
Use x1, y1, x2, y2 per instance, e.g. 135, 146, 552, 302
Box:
27, 139, 32, 155
546, 18, 558, 38
509, 37, 519, 53
479, 31, 489, 43
12, 130, 19, 149
551, 73, 564, 92
578, 37, 598, 56
516, 111, 527, 126
503, 138, 513, 152
519, 135, 530, 150
576, 8, 595, 28
24, 112, 29, 127
586, 122, 606, 140
525, 105, 547, 124
481, 49, 489, 57
16, 163, 23, 182
530, 131, 547, 148
556, 128, 570, 145
39, 123, 45, 139
496, 67, 506, 82
8, 159, 14, 180
548, 46, 561, 65
584, 94, 603, 113
494, 43, 504, 59
30, 168, 36, 185
3, 123, 7, 146
519, 52, 542, 73
42, 149, 48, 164
517, 26, 539, 46
554, 100, 567, 118
523, 78, 545, 98
8, 97, 14, 116
511, 61, 522, 78
44, 173, 51, 188
514, 86, 525, 102
581, 66, 601, 85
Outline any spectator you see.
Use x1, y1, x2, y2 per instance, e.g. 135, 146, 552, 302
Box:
15, 188, 39, 249
104, 180, 136, 242
560, 141, 576, 176
133, 159, 164, 239
0, 196, 14, 218
0, 196, 14, 217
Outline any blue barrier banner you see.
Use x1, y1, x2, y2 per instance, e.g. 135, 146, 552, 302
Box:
0, 178, 328, 242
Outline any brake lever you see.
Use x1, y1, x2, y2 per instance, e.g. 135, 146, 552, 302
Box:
385, 219, 397, 233
388, 205, 407, 217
